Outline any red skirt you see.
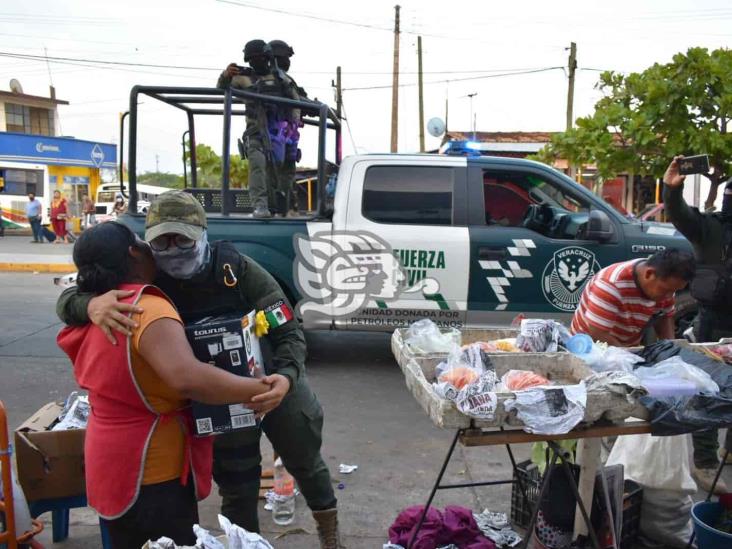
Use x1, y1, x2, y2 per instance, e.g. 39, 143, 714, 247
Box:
51, 219, 67, 237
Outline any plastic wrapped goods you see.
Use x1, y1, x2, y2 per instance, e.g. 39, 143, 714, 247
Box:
405, 319, 460, 354
500, 370, 550, 391
504, 383, 587, 435
634, 356, 719, 395
515, 319, 571, 353
438, 366, 479, 390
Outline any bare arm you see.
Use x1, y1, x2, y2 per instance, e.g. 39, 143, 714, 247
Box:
581, 323, 626, 347
654, 315, 675, 341
138, 318, 269, 404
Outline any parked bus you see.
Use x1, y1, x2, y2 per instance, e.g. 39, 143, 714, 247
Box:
95, 182, 170, 217
0, 161, 51, 229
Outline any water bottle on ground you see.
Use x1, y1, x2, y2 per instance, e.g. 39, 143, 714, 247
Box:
272, 457, 296, 525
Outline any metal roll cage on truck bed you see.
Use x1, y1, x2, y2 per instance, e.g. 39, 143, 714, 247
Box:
119, 85, 342, 217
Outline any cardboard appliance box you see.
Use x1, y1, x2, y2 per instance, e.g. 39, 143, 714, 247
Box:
185, 310, 264, 436
14, 402, 86, 502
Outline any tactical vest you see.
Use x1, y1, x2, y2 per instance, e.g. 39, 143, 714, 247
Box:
690, 218, 732, 310
155, 241, 251, 323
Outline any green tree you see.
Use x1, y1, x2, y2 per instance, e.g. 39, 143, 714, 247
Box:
138, 171, 184, 188
184, 142, 249, 189
537, 47, 732, 209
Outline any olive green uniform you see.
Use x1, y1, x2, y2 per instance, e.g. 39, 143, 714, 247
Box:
56, 242, 336, 532
663, 183, 728, 469
217, 70, 300, 214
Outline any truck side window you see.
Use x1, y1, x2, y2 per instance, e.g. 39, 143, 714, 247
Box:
483, 170, 588, 228
363, 166, 454, 225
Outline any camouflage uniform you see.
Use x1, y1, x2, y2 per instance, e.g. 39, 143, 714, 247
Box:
217, 69, 300, 215
56, 192, 338, 537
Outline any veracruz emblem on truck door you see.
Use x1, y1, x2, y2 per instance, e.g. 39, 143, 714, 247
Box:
541, 247, 600, 312
293, 231, 441, 320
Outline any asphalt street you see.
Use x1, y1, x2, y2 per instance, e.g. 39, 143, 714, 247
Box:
0, 272, 530, 548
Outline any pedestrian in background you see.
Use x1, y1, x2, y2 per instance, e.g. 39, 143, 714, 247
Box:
112, 194, 127, 217
26, 192, 43, 243
82, 193, 96, 229
50, 190, 70, 244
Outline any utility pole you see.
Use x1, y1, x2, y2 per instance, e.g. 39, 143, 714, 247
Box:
417, 36, 425, 152
467, 92, 477, 140
566, 42, 577, 179
390, 4, 401, 152
335, 66, 343, 120
155, 154, 160, 173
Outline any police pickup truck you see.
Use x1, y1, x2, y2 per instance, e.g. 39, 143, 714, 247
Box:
120, 86, 695, 334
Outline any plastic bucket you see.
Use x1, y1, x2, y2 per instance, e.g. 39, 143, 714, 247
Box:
691, 501, 732, 548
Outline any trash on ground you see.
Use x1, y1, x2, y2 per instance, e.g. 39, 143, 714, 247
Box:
339, 463, 358, 474
52, 392, 89, 431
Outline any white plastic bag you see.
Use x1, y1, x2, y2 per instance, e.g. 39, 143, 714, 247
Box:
588, 347, 643, 373
634, 356, 720, 394
219, 514, 273, 549
405, 319, 460, 353
606, 432, 696, 493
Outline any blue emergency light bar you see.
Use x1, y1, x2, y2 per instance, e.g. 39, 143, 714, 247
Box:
440, 140, 482, 156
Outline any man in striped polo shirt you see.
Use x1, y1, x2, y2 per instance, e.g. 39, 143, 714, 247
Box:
572, 248, 695, 347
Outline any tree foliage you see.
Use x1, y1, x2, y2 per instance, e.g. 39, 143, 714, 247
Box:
537, 47, 732, 208
184, 142, 249, 189
138, 171, 184, 188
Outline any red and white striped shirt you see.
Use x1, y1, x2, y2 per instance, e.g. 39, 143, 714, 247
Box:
571, 259, 675, 346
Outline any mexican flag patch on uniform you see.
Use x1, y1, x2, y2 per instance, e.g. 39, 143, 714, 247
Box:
265, 300, 294, 328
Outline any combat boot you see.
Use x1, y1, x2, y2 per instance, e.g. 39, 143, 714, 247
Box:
312, 508, 345, 549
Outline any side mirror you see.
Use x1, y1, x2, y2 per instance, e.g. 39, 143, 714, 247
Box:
584, 210, 614, 242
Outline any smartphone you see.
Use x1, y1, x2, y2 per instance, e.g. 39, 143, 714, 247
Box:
678, 154, 710, 175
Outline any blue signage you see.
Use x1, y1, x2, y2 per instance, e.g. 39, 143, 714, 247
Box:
0, 132, 116, 168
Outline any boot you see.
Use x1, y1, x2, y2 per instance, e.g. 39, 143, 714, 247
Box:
312, 508, 345, 549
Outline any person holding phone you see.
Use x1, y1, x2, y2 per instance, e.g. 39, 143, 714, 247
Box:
663, 155, 731, 493
50, 189, 70, 244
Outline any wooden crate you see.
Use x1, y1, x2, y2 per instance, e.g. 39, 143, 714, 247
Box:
401, 351, 648, 430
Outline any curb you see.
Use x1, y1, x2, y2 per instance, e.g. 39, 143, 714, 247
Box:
0, 263, 75, 273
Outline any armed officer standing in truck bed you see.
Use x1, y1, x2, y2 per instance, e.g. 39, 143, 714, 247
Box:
217, 39, 302, 218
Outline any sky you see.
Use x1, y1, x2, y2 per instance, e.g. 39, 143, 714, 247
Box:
2, 0, 731, 174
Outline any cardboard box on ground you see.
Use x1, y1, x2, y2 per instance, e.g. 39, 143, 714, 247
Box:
185, 310, 266, 436
14, 402, 86, 502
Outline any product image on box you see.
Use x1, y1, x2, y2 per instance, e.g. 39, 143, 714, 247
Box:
185, 310, 264, 436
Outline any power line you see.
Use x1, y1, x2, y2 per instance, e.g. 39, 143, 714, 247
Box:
0, 51, 219, 71
343, 66, 564, 91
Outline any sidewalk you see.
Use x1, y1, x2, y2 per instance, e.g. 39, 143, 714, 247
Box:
0, 235, 75, 272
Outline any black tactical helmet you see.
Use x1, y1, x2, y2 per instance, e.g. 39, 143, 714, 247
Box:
268, 40, 294, 58
243, 39, 268, 61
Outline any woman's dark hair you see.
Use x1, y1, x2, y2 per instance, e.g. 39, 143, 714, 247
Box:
74, 222, 139, 294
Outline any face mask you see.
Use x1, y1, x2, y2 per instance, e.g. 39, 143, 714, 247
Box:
250, 57, 270, 75
722, 183, 732, 216
153, 231, 211, 279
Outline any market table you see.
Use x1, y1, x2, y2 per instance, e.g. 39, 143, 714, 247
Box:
407, 420, 653, 549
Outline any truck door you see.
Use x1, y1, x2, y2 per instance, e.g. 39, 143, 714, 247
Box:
466, 163, 627, 326
337, 158, 470, 331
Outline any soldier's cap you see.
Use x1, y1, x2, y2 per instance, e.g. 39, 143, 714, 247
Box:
145, 190, 207, 242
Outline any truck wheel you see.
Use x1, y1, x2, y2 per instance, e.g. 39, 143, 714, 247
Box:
674, 292, 698, 339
